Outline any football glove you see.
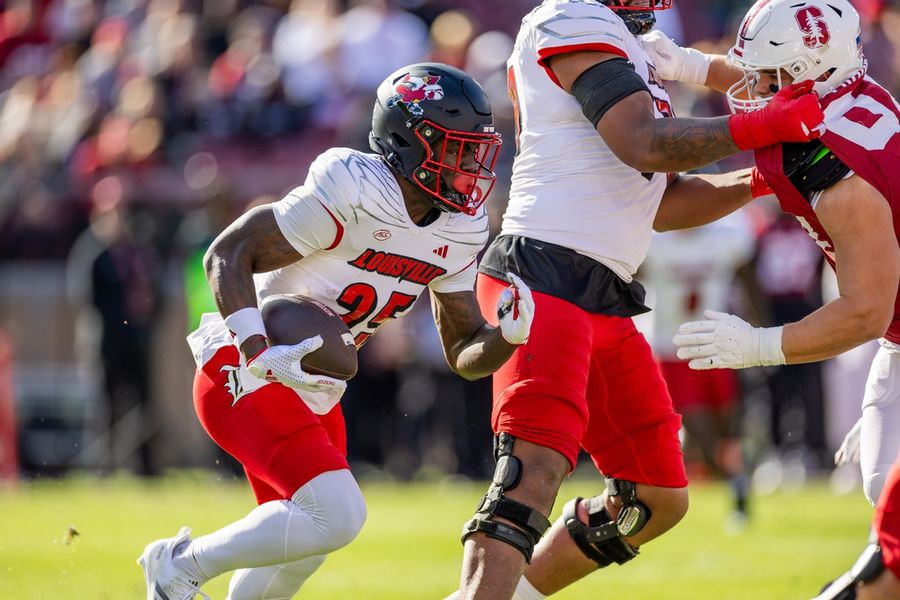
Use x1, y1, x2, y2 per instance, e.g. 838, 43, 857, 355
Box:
728, 80, 826, 150
673, 310, 785, 370
640, 30, 711, 85
246, 336, 348, 394
835, 417, 863, 467
497, 272, 534, 345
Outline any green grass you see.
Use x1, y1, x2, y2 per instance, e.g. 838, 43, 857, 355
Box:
0, 470, 874, 599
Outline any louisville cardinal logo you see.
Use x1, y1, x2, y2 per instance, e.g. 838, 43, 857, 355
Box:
387, 74, 444, 116
795, 6, 831, 49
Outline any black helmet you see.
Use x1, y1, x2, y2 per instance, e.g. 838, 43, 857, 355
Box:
602, 0, 673, 35
370, 62, 502, 216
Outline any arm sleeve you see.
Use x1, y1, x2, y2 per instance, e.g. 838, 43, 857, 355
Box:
271, 186, 341, 256
429, 256, 478, 295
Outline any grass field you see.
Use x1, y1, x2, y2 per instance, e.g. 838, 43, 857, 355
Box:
0, 470, 874, 599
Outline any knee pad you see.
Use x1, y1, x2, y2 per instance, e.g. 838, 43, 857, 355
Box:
460, 433, 552, 562
563, 477, 652, 568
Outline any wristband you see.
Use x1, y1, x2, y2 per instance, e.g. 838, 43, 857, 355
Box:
224, 306, 267, 347
755, 326, 785, 366
681, 48, 711, 85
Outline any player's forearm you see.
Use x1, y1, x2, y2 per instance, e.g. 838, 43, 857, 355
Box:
204, 240, 260, 318
704, 55, 742, 95
633, 116, 739, 173
450, 325, 517, 381
204, 242, 269, 361
204, 206, 303, 319
782, 297, 891, 364
654, 169, 753, 232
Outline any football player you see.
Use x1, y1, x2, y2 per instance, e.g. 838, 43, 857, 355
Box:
136, 63, 534, 600
449, 1, 828, 599
640, 0, 900, 595
650, 0, 900, 508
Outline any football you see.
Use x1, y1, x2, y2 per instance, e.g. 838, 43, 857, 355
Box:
260, 294, 358, 380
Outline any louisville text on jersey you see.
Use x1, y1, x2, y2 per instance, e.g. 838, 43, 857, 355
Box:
348, 248, 447, 285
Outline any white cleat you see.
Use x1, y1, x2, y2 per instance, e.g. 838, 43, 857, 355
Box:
137, 526, 210, 600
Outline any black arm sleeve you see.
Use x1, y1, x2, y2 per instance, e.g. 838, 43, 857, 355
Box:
570, 58, 651, 127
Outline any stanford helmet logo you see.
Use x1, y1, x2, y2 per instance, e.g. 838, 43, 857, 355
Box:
795, 6, 831, 49
387, 74, 444, 116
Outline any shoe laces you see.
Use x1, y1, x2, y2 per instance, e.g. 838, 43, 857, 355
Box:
162, 575, 210, 600
162, 527, 210, 600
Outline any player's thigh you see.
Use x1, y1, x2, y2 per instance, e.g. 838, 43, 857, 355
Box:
193, 346, 349, 500
583, 319, 686, 487
478, 272, 593, 469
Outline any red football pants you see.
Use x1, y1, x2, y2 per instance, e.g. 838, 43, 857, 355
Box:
193, 345, 349, 504
876, 449, 900, 578
477, 273, 686, 487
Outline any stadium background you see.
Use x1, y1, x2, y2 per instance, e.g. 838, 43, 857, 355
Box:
0, 0, 898, 597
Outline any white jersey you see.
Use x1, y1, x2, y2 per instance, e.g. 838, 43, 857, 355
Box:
641, 211, 755, 359
188, 147, 488, 413
502, 0, 675, 282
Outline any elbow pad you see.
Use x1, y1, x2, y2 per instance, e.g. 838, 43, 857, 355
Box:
570, 58, 651, 127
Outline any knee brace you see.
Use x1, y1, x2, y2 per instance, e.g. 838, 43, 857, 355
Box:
563, 477, 652, 568
461, 433, 551, 562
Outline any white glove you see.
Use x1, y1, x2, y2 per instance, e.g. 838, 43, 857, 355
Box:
640, 30, 711, 85
835, 418, 862, 466
497, 272, 534, 345
673, 310, 786, 370
246, 335, 348, 394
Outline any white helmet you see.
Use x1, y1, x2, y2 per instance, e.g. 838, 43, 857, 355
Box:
726, 0, 864, 112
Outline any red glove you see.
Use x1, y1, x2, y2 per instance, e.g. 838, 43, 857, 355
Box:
750, 167, 773, 198
728, 80, 825, 151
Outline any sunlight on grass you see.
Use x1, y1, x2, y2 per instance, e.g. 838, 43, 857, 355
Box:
0, 471, 873, 599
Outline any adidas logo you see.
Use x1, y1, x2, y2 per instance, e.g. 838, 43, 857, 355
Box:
432, 245, 448, 259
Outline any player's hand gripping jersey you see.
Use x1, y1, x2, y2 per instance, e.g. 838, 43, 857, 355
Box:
188, 147, 489, 413
503, 0, 674, 282
754, 74, 900, 343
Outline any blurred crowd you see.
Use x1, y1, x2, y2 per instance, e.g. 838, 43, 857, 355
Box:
0, 0, 898, 489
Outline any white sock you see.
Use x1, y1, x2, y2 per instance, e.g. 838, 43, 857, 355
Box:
513, 576, 547, 600
174, 469, 366, 580
226, 555, 326, 600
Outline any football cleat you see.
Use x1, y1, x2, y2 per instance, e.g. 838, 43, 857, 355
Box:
137, 526, 209, 600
